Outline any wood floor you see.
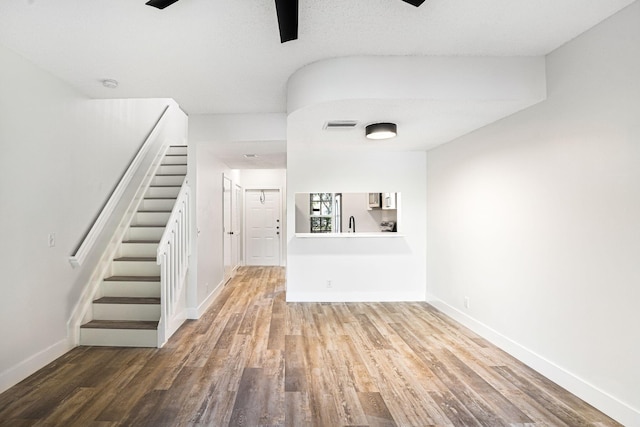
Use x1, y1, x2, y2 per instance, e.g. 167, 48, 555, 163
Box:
0, 267, 621, 426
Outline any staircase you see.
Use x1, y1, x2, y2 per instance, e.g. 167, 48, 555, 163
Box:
80, 145, 188, 347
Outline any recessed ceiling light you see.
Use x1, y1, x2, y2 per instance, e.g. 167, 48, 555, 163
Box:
102, 79, 118, 89
365, 122, 397, 140
243, 154, 258, 158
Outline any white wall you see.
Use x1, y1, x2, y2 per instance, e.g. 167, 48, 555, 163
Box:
189, 113, 286, 142
287, 150, 426, 302
0, 43, 174, 392
186, 140, 236, 315
294, 193, 311, 233
238, 169, 286, 190
426, 3, 640, 425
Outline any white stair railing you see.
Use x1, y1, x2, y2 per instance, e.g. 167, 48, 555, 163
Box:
157, 180, 192, 346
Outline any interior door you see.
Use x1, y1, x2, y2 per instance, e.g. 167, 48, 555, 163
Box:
245, 189, 281, 266
223, 175, 233, 282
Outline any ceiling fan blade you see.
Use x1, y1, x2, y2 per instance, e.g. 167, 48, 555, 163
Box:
275, 0, 298, 43
145, 0, 180, 9
401, 0, 426, 6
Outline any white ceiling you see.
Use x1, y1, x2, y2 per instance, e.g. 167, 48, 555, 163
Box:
0, 0, 635, 115
0, 1, 636, 169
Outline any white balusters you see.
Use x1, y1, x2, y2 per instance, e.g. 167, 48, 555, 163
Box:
156, 182, 191, 346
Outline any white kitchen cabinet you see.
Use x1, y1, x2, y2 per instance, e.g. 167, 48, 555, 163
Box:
382, 192, 396, 210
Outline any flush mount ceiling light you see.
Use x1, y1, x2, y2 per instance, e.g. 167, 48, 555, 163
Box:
365, 122, 397, 140
243, 154, 259, 158
102, 79, 119, 89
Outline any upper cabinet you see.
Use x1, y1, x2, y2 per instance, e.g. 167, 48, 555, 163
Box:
382, 192, 396, 210
368, 193, 381, 209
368, 192, 397, 210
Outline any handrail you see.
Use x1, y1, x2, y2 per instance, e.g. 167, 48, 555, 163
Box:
157, 179, 192, 346
69, 104, 171, 268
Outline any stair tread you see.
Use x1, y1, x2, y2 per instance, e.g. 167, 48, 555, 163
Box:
121, 240, 161, 244
143, 197, 177, 200
114, 256, 156, 262
165, 154, 187, 156
94, 296, 160, 304
104, 275, 160, 282
81, 320, 158, 330
161, 163, 187, 166
129, 225, 165, 228
149, 185, 181, 188
135, 210, 171, 213
154, 174, 186, 176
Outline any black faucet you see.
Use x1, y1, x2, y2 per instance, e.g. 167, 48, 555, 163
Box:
348, 216, 356, 233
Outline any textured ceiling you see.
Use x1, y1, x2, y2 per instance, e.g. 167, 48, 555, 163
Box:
0, 0, 636, 115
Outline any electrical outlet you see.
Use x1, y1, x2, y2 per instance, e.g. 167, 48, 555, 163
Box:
48, 233, 56, 248
326, 280, 333, 288
464, 296, 470, 309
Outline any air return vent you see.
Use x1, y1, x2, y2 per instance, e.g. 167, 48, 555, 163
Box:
324, 121, 358, 130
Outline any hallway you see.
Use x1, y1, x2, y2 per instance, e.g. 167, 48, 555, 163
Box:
0, 267, 620, 426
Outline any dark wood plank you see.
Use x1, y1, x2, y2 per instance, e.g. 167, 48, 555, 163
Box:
228, 367, 267, 426
81, 320, 158, 330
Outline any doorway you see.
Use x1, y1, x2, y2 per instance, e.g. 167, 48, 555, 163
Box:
245, 189, 281, 266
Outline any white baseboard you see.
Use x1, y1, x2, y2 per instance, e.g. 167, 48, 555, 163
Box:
286, 291, 425, 303
425, 293, 640, 427
0, 337, 73, 394
186, 279, 226, 319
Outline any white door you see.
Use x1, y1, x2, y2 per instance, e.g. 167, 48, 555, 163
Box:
223, 176, 233, 282
246, 189, 281, 266
234, 184, 243, 270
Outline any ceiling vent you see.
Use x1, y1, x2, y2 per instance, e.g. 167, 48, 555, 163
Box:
323, 120, 358, 130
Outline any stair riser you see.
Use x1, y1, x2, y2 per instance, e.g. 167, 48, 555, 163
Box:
80, 328, 157, 347
146, 187, 180, 198
152, 175, 185, 186
157, 164, 187, 175
111, 260, 160, 276
140, 199, 176, 211
162, 155, 187, 165
120, 242, 159, 257
93, 303, 160, 321
102, 281, 161, 298
131, 212, 171, 226
167, 146, 187, 156
126, 227, 165, 241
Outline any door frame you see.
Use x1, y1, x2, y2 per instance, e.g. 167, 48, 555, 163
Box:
233, 183, 243, 271
222, 174, 234, 284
